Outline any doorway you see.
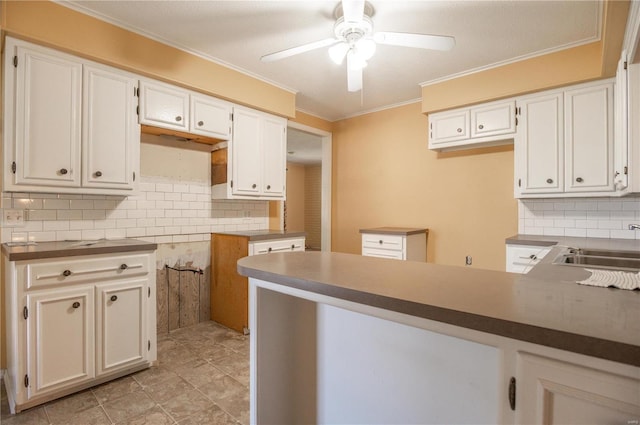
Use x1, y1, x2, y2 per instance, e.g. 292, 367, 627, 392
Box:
284, 123, 332, 251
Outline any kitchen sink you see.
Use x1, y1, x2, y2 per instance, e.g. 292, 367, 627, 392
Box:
553, 248, 640, 272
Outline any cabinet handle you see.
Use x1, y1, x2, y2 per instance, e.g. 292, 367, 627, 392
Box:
197, 120, 204, 127
576, 177, 583, 183
59, 168, 68, 175
120, 264, 128, 270
478, 124, 484, 129
110, 295, 118, 302
72, 301, 80, 309
546, 178, 553, 184
529, 254, 537, 260
175, 116, 182, 122
266, 185, 271, 190
252, 184, 257, 189
94, 171, 102, 177
62, 269, 72, 277
456, 128, 462, 133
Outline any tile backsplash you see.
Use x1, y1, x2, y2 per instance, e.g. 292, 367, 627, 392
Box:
1, 175, 268, 244
519, 197, 640, 239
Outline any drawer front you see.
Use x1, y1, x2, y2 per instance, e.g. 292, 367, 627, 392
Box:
506, 245, 551, 273
362, 247, 404, 260
250, 238, 305, 256
21, 253, 152, 289
362, 234, 404, 251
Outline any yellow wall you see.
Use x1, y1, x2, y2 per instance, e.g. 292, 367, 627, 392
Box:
332, 102, 517, 270
285, 162, 306, 232
2, 0, 295, 118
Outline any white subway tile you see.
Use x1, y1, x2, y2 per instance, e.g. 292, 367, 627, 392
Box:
182, 210, 198, 218
137, 218, 155, 227
156, 183, 173, 192
94, 219, 116, 229
127, 209, 147, 219
43, 220, 70, 231
554, 219, 575, 228
155, 236, 174, 244
181, 193, 197, 202
165, 192, 181, 201
598, 200, 622, 211
196, 225, 211, 233
116, 218, 137, 228
609, 229, 635, 239
82, 229, 106, 240
155, 218, 173, 226
165, 210, 182, 218
28, 231, 56, 242
61, 194, 84, 200
135, 200, 156, 210
188, 234, 205, 242
597, 220, 622, 230
180, 226, 197, 234
156, 201, 174, 210
119, 200, 137, 210
27, 210, 56, 221
164, 226, 181, 235
83, 210, 106, 220
69, 221, 95, 230
172, 234, 189, 243
586, 229, 610, 238
173, 201, 189, 210
105, 228, 126, 239
542, 228, 564, 236
69, 200, 95, 210
565, 228, 587, 237
147, 209, 165, 218
43, 199, 70, 210
93, 200, 117, 210
139, 182, 156, 192
107, 209, 127, 219
126, 228, 145, 238
56, 230, 82, 241
173, 184, 189, 193
57, 210, 83, 220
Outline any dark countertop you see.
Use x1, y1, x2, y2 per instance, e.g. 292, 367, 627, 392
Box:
360, 227, 428, 236
2, 239, 158, 261
506, 234, 640, 253
212, 230, 306, 241
238, 251, 640, 367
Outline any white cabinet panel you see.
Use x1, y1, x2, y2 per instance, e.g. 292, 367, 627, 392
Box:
12, 44, 82, 188
505, 244, 551, 273
361, 229, 427, 262
249, 238, 305, 256
231, 107, 262, 196
261, 115, 287, 197
82, 65, 138, 190
429, 109, 469, 145
139, 80, 188, 131
471, 100, 516, 138
190, 94, 232, 140
27, 287, 95, 398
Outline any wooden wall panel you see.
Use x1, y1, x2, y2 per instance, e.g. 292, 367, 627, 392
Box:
179, 270, 200, 328
156, 266, 169, 335
168, 267, 181, 332
211, 234, 249, 333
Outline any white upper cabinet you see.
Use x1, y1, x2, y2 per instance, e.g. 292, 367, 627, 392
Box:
11, 42, 83, 188
82, 64, 139, 190
3, 37, 139, 195
190, 94, 232, 140
515, 79, 617, 198
139, 80, 189, 131
139, 79, 232, 140
429, 99, 515, 151
212, 105, 287, 200
614, 54, 629, 190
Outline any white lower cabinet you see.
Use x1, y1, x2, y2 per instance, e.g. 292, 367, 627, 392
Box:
360, 228, 428, 261
516, 352, 640, 424
3, 250, 157, 414
249, 237, 305, 256
506, 244, 552, 273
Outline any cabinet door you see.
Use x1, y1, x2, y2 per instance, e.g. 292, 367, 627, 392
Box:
565, 83, 614, 193
191, 94, 232, 140
614, 55, 629, 190
96, 280, 147, 376
261, 115, 287, 197
82, 65, 138, 191
13, 44, 82, 188
231, 107, 262, 196
471, 100, 516, 138
428, 109, 470, 146
139, 80, 188, 131
516, 352, 640, 424
27, 287, 94, 398
515, 92, 564, 195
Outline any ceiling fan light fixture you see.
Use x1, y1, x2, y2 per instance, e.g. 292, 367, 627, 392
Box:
355, 38, 376, 61
347, 49, 368, 70
329, 42, 350, 65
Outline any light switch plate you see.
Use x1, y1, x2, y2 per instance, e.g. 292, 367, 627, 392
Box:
4, 209, 25, 227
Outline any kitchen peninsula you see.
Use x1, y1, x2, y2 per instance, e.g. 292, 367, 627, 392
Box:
238, 251, 640, 424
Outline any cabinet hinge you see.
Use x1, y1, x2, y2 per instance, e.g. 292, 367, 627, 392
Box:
230, 112, 234, 122
624, 166, 628, 175
24, 374, 29, 388
508, 377, 516, 411
133, 171, 136, 181
136, 105, 139, 116
136, 87, 140, 97
13, 56, 18, 68
230, 180, 233, 189
11, 161, 16, 174
515, 117, 518, 126
148, 340, 151, 351
148, 287, 151, 297
518, 178, 521, 188
624, 61, 628, 70
23, 306, 28, 320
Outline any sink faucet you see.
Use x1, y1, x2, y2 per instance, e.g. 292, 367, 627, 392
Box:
629, 224, 640, 230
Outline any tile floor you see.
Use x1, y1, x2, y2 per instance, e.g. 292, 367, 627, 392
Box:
0, 321, 249, 425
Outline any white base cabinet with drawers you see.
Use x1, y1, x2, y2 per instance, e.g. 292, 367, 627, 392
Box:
505, 244, 552, 273
3, 250, 157, 414
360, 228, 428, 261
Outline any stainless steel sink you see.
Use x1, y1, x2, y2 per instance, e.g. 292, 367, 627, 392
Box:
553, 248, 640, 272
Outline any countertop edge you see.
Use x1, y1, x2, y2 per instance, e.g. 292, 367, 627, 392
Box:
2, 240, 158, 261
360, 227, 429, 236
212, 231, 306, 241
238, 258, 640, 368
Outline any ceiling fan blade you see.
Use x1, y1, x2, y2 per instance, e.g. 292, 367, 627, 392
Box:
347, 53, 363, 92
373, 32, 455, 51
342, 0, 365, 23
261, 38, 338, 63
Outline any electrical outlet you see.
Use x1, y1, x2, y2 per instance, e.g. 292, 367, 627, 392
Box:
4, 209, 25, 227
465, 255, 472, 266
243, 210, 251, 218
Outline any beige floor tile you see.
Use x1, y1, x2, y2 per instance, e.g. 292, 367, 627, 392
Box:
177, 404, 239, 425
116, 405, 174, 425
50, 405, 111, 425
144, 376, 194, 404
198, 376, 249, 424
172, 360, 226, 389
44, 390, 99, 423
92, 376, 143, 405
0, 406, 49, 425
157, 389, 215, 422
131, 365, 179, 388
102, 390, 156, 424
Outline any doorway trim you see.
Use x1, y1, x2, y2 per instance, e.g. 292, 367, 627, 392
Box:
285, 121, 332, 252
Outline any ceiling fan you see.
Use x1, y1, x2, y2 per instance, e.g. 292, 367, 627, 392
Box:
260, 0, 455, 93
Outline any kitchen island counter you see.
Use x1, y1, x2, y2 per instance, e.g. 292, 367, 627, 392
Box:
238, 251, 639, 366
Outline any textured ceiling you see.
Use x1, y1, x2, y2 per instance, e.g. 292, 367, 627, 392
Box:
61, 0, 602, 122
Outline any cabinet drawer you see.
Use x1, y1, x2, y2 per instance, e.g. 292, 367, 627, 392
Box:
21, 253, 151, 289
250, 238, 305, 256
362, 234, 404, 251
506, 245, 551, 273
362, 247, 404, 260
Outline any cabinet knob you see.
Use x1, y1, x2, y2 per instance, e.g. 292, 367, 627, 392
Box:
478, 124, 484, 130
546, 178, 553, 184
59, 168, 68, 175
576, 177, 583, 183
266, 185, 271, 190
62, 269, 72, 277
120, 264, 128, 270
72, 301, 80, 309
456, 128, 462, 133
291, 244, 295, 250
252, 184, 257, 189
379, 240, 383, 244
268, 247, 272, 253
529, 254, 537, 260
110, 295, 118, 302
197, 120, 204, 127
175, 116, 182, 122
94, 171, 102, 178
